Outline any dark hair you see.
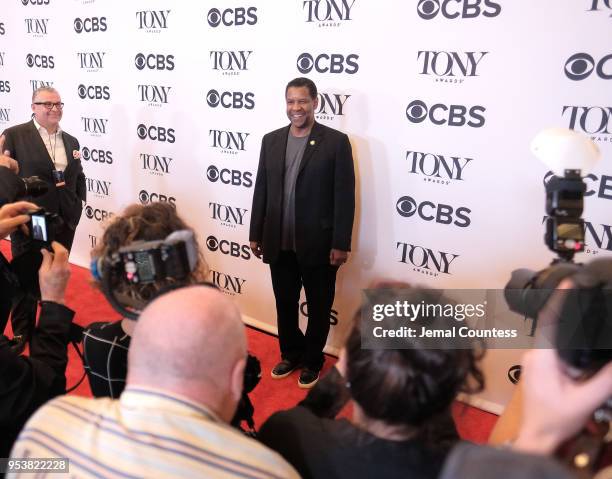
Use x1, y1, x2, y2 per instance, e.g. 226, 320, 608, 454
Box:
91, 202, 208, 301
285, 77, 317, 100
345, 286, 485, 430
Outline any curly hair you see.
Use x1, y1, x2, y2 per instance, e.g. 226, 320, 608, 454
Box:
91, 202, 208, 303
345, 286, 485, 430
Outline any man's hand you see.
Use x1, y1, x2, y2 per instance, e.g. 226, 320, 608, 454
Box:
513, 348, 612, 455
0, 135, 18, 174
330, 249, 348, 266
250, 241, 263, 259
39, 241, 71, 305
0, 201, 37, 238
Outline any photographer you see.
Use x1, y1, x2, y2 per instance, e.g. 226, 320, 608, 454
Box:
10, 286, 299, 478
440, 346, 612, 479
259, 285, 484, 479
442, 273, 612, 478
83, 202, 208, 398
0, 200, 73, 457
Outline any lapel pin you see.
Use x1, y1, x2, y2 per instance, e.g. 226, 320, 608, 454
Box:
309, 140, 315, 146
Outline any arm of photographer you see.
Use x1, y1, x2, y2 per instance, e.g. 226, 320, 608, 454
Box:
0, 238, 73, 458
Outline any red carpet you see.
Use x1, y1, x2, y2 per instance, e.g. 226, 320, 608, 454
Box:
1, 240, 498, 443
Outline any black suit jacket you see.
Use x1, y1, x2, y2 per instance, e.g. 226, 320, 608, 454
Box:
250, 122, 355, 265
2, 120, 86, 255
0, 166, 25, 206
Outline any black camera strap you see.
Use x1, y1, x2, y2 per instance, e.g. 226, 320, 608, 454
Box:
65, 340, 87, 394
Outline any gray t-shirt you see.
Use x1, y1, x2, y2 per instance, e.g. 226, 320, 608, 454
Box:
281, 133, 309, 251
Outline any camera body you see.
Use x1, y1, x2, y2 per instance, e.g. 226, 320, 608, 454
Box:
27, 208, 59, 247
116, 230, 198, 285
91, 229, 199, 318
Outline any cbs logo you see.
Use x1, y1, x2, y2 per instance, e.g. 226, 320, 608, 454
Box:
406, 100, 485, 128
206, 235, 251, 260
78, 84, 110, 100
26, 54, 54, 69
206, 89, 254, 109
137, 123, 176, 143
85, 205, 113, 222
74, 17, 107, 33
82, 147, 113, 164
207, 7, 257, 27
138, 189, 176, 205
206, 165, 253, 188
134, 53, 175, 71
416, 0, 501, 20
296, 53, 359, 74
396, 195, 471, 227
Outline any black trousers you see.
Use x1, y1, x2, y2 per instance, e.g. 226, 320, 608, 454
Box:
270, 251, 338, 371
9, 226, 75, 338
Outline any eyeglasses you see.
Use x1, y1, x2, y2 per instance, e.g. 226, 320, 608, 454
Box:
33, 102, 64, 111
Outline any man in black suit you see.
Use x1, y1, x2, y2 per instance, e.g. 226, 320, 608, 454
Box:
249, 77, 355, 388
2, 86, 85, 350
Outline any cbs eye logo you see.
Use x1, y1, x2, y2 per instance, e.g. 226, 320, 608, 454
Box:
417, 0, 440, 19
405, 100, 428, 123
139, 190, 150, 204
564, 53, 612, 81
206, 89, 220, 107
396, 196, 418, 217
206, 235, 219, 251
207, 165, 220, 182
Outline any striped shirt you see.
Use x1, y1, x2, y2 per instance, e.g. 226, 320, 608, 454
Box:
9, 387, 300, 479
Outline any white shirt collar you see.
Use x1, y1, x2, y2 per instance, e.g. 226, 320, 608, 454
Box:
32, 116, 62, 135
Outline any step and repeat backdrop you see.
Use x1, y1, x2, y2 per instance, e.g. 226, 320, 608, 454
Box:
1, 0, 610, 412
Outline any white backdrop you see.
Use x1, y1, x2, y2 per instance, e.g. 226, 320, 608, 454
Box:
1, 0, 610, 412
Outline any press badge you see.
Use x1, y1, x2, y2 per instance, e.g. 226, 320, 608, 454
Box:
52, 169, 65, 187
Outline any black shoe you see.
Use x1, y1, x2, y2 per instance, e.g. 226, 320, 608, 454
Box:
271, 359, 300, 379
9, 335, 27, 355
298, 368, 320, 389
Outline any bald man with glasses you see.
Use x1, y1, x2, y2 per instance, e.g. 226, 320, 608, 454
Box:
1, 86, 85, 352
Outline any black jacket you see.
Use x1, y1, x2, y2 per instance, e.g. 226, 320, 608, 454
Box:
3, 120, 86, 255
249, 122, 355, 265
0, 300, 74, 457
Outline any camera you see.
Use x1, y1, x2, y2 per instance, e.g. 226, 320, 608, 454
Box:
504, 129, 611, 373
116, 229, 198, 285
91, 229, 199, 318
27, 208, 59, 247
19, 176, 48, 199
231, 354, 262, 433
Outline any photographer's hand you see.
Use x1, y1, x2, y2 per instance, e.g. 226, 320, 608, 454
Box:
513, 348, 612, 455
0, 201, 37, 237
39, 242, 71, 305
0, 135, 18, 174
